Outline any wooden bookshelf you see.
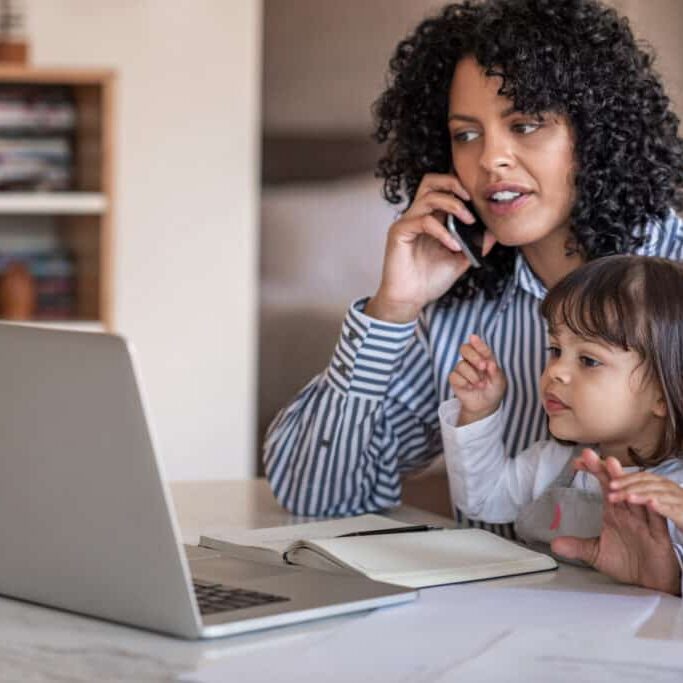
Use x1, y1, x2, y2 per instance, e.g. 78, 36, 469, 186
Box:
0, 67, 115, 329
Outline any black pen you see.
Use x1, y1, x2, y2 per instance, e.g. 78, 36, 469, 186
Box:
335, 524, 443, 538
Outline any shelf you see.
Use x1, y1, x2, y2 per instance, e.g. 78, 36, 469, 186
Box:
0, 193, 108, 215
1, 319, 105, 333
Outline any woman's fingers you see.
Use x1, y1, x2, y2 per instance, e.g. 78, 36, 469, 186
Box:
575, 448, 611, 489
609, 471, 659, 490
608, 477, 680, 501
645, 502, 672, 542
414, 173, 471, 203
395, 213, 464, 253
647, 498, 683, 529
407, 192, 476, 226
604, 456, 624, 480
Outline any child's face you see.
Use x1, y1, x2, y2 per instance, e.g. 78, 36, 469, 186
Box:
448, 56, 576, 250
539, 323, 666, 463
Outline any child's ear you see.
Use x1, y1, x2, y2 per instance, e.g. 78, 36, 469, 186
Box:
653, 394, 668, 419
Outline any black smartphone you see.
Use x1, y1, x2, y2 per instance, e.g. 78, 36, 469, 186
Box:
446, 202, 487, 268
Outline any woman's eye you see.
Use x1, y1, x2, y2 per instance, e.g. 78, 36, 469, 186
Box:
513, 122, 542, 135
452, 130, 479, 143
545, 345, 560, 358
580, 356, 601, 368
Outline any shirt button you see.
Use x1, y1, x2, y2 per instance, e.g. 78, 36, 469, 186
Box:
347, 329, 357, 341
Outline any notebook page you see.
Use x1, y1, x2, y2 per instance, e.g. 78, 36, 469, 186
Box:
200, 513, 408, 556
302, 528, 556, 587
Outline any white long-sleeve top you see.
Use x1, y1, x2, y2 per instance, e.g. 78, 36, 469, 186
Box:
439, 398, 683, 593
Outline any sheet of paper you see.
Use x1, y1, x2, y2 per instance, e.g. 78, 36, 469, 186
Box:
201, 514, 407, 555
180, 584, 660, 683
435, 628, 683, 682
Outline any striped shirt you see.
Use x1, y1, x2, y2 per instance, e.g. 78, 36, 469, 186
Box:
264, 209, 683, 517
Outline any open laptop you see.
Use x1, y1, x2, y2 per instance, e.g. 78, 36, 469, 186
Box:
0, 323, 416, 639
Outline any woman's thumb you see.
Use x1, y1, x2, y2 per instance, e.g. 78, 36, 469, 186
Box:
551, 536, 599, 567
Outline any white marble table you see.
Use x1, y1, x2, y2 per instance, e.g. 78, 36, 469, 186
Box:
0, 479, 680, 681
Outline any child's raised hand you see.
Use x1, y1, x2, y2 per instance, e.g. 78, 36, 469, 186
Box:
449, 334, 507, 426
608, 472, 683, 532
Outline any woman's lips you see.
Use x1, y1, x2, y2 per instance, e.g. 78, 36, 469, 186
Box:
487, 192, 533, 216
544, 393, 569, 414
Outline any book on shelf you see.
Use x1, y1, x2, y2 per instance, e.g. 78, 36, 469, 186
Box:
0, 248, 76, 319
199, 514, 557, 589
0, 85, 76, 191
0, 86, 76, 132
0, 137, 72, 190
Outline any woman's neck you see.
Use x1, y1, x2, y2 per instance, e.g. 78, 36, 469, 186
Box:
521, 225, 584, 289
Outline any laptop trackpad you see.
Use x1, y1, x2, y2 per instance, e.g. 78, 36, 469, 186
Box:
189, 554, 300, 584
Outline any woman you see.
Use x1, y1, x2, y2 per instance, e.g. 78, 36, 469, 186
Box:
264, 0, 683, 522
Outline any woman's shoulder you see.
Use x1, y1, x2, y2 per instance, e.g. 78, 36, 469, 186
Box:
640, 208, 683, 259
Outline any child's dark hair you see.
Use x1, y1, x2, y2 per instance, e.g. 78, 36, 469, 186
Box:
373, 0, 683, 302
541, 255, 683, 465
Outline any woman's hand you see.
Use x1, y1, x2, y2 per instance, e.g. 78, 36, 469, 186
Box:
365, 174, 496, 323
607, 471, 683, 532
552, 449, 681, 596
449, 334, 507, 426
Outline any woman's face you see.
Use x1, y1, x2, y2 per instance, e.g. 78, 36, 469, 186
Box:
448, 56, 576, 248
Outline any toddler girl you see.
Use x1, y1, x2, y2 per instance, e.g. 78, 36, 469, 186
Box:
439, 255, 683, 585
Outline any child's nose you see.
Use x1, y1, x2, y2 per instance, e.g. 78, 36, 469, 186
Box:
547, 359, 571, 384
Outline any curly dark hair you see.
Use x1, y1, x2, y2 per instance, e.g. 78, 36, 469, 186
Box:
372, 0, 683, 302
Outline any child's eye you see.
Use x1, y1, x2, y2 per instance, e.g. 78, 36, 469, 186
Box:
545, 345, 560, 358
580, 356, 602, 368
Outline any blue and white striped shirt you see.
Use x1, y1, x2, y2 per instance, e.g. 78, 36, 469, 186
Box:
264, 210, 683, 517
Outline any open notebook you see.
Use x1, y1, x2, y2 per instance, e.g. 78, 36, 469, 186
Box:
199, 515, 557, 589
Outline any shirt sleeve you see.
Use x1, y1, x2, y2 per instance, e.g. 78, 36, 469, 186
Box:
667, 523, 683, 597
438, 398, 566, 524
264, 298, 444, 516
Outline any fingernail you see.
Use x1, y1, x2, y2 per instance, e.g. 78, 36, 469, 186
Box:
450, 237, 462, 251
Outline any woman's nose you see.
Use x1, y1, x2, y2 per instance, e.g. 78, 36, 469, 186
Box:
478, 131, 516, 173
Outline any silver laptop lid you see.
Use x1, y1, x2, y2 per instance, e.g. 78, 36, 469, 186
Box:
0, 323, 202, 638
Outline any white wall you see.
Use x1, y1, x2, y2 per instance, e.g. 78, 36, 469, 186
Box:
27, 1, 262, 480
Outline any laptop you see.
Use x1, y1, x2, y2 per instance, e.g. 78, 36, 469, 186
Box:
0, 323, 416, 639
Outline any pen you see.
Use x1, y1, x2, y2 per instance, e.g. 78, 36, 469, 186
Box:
335, 524, 443, 538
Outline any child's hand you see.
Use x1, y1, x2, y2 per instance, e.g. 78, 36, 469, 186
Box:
608, 472, 683, 531
449, 334, 506, 426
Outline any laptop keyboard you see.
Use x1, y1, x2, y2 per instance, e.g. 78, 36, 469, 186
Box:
192, 580, 290, 616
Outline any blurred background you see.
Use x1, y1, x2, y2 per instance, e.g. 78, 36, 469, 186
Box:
1, 1, 680, 482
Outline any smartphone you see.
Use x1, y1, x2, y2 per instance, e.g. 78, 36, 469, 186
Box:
446, 203, 487, 268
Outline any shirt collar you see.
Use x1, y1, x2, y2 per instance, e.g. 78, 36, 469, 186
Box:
514, 250, 548, 300
499, 210, 675, 311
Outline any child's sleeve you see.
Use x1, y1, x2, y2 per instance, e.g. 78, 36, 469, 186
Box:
438, 398, 567, 524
